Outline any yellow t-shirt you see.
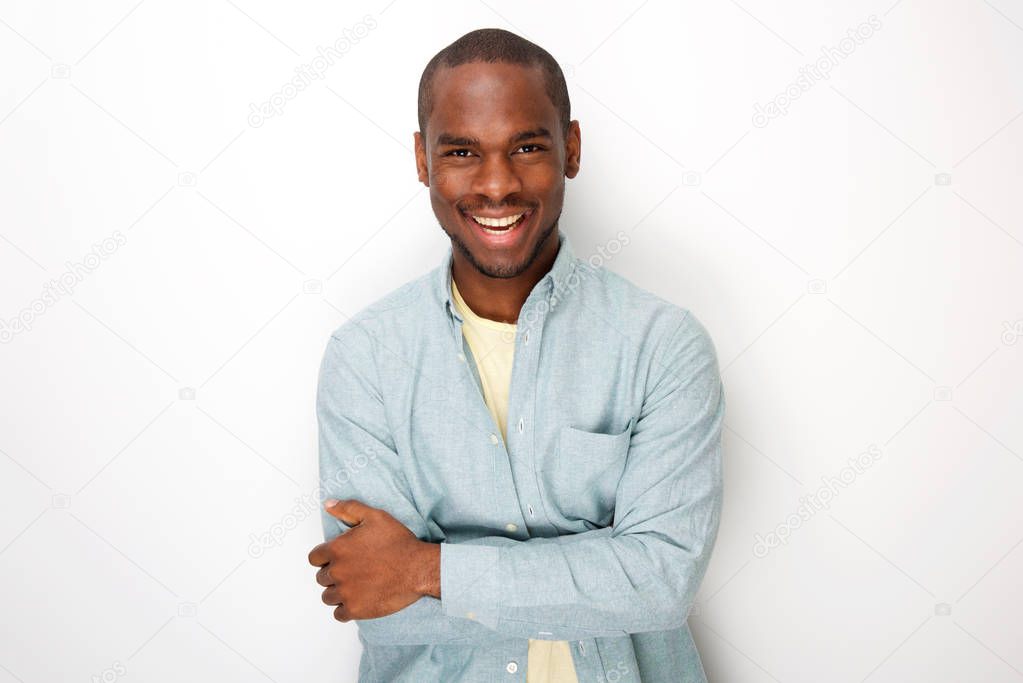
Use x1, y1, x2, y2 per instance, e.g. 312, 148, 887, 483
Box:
451, 276, 579, 683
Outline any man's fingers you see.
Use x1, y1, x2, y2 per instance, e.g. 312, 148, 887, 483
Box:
321, 585, 343, 606
316, 565, 334, 587
324, 498, 372, 527
307, 542, 330, 567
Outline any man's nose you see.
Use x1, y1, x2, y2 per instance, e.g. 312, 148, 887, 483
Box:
470, 154, 523, 201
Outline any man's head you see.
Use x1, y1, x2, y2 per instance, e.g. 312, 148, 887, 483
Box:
414, 28, 580, 280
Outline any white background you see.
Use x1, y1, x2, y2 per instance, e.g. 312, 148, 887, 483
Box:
1, 1, 1022, 681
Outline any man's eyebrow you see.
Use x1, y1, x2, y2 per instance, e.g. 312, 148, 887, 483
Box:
435, 133, 479, 147
435, 127, 552, 148
508, 127, 552, 144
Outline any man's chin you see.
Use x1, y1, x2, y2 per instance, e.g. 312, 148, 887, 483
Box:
475, 260, 532, 279
442, 218, 556, 280
461, 248, 532, 279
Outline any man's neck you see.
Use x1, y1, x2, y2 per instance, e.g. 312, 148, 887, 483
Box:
450, 234, 559, 324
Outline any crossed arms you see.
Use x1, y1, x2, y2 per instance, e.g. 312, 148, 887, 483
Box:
313, 311, 724, 646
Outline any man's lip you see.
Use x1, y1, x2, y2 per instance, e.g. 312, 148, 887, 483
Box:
461, 209, 533, 219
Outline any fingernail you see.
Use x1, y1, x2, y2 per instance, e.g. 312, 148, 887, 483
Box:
324, 498, 339, 508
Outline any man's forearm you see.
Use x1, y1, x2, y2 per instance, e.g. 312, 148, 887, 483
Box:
355, 529, 615, 647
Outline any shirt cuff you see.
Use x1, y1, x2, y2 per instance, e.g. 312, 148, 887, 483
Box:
440, 542, 502, 630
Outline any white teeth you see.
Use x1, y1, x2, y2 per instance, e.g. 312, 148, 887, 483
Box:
472, 212, 525, 228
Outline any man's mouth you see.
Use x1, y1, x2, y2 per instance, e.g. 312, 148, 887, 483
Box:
460, 209, 533, 241
466, 211, 528, 230
468, 211, 523, 233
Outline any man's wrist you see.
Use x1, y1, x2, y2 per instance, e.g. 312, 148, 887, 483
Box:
412, 541, 441, 598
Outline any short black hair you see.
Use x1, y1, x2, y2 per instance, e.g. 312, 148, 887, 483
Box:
417, 28, 571, 143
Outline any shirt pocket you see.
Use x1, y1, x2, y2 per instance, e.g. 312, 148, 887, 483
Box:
545, 416, 635, 526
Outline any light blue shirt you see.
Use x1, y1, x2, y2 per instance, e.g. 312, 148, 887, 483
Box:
317, 228, 725, 682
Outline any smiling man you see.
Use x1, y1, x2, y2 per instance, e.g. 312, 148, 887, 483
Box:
308, 28, 725, 682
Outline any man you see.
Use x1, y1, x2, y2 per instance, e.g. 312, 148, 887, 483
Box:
307, 27, 725, 682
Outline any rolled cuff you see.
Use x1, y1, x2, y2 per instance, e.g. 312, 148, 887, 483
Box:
440, 542, 502, 630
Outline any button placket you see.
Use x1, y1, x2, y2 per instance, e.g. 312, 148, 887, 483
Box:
518, 301, 556, 530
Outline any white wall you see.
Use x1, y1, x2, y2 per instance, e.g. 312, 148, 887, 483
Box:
1, 1, 1021, 681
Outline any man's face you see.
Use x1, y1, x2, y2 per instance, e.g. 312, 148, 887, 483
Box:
414, 61, 580, 279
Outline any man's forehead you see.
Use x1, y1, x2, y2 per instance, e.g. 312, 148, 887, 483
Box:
432, 60, 544, 96
428, 63, 557, 145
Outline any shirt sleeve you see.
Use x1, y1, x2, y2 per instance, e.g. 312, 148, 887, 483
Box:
317, 325, 511, 645
439, 310, 725, 640
317, 325, 430, 541
355, 530, 614, 646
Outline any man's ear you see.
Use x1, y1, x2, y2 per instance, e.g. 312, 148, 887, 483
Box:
414, 131, 429, 186
564, 120, 581, 179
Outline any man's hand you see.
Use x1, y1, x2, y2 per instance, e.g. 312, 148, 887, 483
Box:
308, 499, 440, 622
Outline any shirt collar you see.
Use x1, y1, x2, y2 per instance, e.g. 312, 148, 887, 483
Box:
437, 227, 577, 322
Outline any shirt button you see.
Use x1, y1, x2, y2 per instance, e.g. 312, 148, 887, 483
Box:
506, 661, 518, 674
505, 523, 517, 533
457, 353, 466, 362
517, 417, 524, 433
489, 433, 499, 445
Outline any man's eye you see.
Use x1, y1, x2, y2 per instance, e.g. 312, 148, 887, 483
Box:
517, 144, 543, 153
445, 149, 472, 157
